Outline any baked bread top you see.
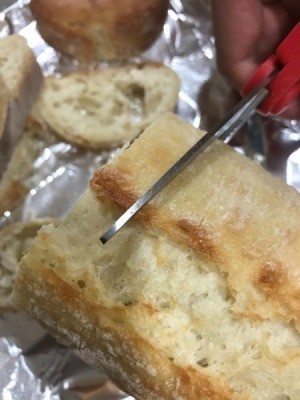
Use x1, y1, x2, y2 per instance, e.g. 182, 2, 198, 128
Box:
91, 113, 300, 328
30, 0, 169, 61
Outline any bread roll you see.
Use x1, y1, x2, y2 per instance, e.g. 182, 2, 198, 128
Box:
13, 114, 300, 399
30, 0, 169, 61
35, 63, 180, 149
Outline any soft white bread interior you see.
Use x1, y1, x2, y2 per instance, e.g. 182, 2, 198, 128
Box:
30, 0, 169, 61
35, 63, 180, 150
13, 114, 300, 399
0, 35, 43, 171
0, 119, 49, 215
0, 218, 60, 311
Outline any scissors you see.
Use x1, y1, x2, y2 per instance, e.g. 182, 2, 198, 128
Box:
100, 22, 300, 244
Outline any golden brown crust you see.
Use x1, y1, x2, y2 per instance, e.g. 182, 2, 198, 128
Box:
30, 0, 169, 61
91, 167, 221, 263
90, 113, 300, 327
14, 257, 233, 400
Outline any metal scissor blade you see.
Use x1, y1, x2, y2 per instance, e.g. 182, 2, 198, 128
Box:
100, 87, 269, 244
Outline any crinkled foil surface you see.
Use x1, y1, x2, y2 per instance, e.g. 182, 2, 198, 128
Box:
0, 0, 300, 399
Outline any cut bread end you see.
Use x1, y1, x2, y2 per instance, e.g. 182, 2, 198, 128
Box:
37, 63, 180, 150
0, 218, 60, 311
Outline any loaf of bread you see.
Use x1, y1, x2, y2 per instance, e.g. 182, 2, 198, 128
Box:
30, 0, 169, 61
35, 63, 180, 149
0, 35, 43, 172
13, 114, 300, 399
0, 218, 59, 311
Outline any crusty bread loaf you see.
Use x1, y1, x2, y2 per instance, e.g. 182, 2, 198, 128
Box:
0, 35, 43, 173
30, 0, 169, 61
0, 218, 60, 311
0, 119, 49, 216
36, 63, 180, 149
13, 114, 300, 399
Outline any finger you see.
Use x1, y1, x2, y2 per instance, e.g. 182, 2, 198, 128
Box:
224, 59, 259, 92
211, 0, 292, 91
277, 98, 300, 120
211, 0, 263, 66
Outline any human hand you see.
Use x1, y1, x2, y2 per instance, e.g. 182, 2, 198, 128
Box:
211, 0, 300, 119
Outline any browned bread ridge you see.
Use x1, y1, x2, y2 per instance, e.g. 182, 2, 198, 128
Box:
30, 0, 169, 61
13, 114, 300, 399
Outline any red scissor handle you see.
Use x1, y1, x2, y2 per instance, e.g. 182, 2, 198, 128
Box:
242, 22, 300, 116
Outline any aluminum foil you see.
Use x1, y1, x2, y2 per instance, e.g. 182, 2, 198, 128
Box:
0, 0, 300, 399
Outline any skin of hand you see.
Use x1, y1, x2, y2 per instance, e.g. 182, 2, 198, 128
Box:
211, 0, 300, 119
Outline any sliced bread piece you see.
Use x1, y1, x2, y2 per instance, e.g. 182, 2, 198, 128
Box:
0, 119, 48, 216
36, 63, 180, 149
13, 114, 300, 399
0, 34, 43, 173
0, 218, 60, 311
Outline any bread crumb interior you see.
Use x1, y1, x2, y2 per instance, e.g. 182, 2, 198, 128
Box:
37, 189, 300, 400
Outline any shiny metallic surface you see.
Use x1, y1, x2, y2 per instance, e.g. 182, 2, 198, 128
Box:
287, 148, 300, 190
0, 1, 299, 399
